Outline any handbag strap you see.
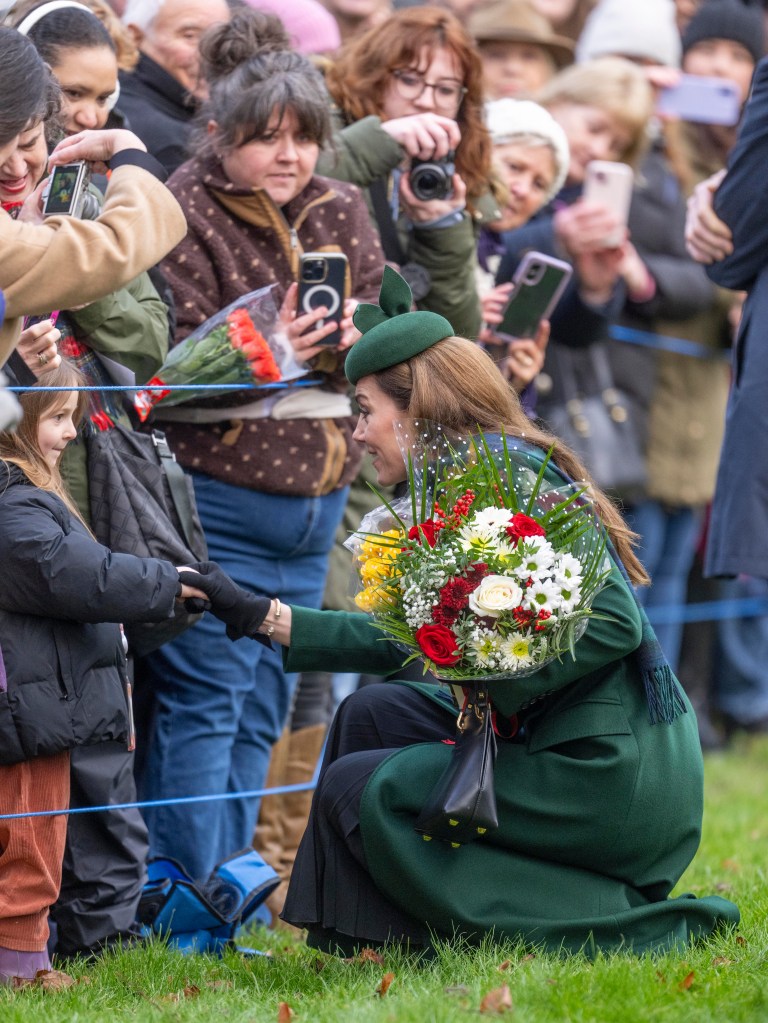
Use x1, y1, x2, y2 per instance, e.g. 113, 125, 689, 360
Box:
151, 430, 197, 551
369, 176, 407, 265
556, 344, 629, 418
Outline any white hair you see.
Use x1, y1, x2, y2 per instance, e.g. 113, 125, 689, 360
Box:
121, 0, 166, 31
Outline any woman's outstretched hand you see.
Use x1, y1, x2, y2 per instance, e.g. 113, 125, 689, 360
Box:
177, 562, 272, 642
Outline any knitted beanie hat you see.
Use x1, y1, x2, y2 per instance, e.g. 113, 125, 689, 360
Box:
576, 0, 682, 67
244, 0, 341, 56
346, 267, 453, 384
485, 98, 570, 200
682, 0, 765, 65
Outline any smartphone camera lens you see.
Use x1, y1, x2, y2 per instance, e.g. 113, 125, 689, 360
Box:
302, 259, 326, 283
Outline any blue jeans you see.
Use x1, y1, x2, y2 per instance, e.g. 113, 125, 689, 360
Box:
136, 473, 348, 879
714, 576, 768, 726
624, 501, 703, 674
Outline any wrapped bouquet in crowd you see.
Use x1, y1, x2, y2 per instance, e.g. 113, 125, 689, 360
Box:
346, 423, 612, 847
134, 286, 308, 421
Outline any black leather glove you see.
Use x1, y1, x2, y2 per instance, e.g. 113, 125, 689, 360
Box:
177, 562, 272, 643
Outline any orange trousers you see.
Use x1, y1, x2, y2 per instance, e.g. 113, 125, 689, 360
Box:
0, 752, 69, 952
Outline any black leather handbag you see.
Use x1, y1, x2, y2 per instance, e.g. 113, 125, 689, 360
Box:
414, 685, 499, 847
87, 424, 208, 656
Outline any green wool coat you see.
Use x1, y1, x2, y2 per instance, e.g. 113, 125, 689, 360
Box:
286, 564, 739, 955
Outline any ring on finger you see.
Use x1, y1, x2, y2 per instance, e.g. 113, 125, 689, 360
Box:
38, 352, 49, 366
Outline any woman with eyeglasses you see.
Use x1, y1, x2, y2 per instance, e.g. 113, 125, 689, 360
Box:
325, 5, 494, 338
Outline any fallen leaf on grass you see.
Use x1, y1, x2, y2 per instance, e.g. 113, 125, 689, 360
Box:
655, 971, 667, 984
715, 883, 733, 893
479, 983, 513, 1013
736, 935, 747, 947
277, 1001, 295, 1021
376, 972, 395, 997
12, 970, 76, 992
521, 954, 536, 962
712, 957, 735, 968
721, 859, 741, 873
497, 960, 512, 972
678, 971, 695, 991
209, 979, 235, 991
183, 983, 201, 998
360, 948, 386, 966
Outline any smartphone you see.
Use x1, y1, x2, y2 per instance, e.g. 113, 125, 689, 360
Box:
582, 161, 634, 247
42, 162, 89, 217
297, 252, 349, 346
497, 251, 572, 340
656, 75, 741, 126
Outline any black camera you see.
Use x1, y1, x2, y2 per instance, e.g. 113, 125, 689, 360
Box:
408, 151, 456, 202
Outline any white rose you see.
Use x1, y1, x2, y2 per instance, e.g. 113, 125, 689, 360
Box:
468, 574, 524, 618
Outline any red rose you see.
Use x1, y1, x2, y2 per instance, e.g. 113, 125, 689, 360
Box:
415, 623, 461, 666
408, 519, 440, 547
506, 513, 546, 543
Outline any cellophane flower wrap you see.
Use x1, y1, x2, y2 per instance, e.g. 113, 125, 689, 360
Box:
134, 286, 308, 421
345, 424, 612, 683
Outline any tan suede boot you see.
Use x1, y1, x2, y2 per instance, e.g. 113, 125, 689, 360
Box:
264, 722, 327, 932
253, 727, 290, 889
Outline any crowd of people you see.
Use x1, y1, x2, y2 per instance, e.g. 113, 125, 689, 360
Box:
0, 0, 765, 984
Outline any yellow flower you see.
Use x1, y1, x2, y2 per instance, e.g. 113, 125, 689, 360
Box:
358, 529, 403, 563
354, 584, 398, 612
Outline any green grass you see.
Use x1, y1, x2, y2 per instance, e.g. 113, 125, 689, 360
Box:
3, 737, 767, 1022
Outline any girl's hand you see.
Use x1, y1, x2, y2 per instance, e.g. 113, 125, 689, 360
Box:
381, 113, 461, 161
49, 129, 148, 176
16, 320, 62, 375
399, 171, 467, 225
175, 567, 210, 604
279, 282, 340, 361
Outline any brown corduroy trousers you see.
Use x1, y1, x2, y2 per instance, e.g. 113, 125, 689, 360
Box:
0, 752, 69, 952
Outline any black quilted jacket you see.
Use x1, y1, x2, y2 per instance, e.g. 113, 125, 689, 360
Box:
0, 462, 180, 765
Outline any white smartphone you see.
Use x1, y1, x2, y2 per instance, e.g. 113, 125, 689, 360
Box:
582, 161, 634, 247
657, 75, 741, 126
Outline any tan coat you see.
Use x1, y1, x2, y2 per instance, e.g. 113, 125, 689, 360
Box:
0, 164, 186, 364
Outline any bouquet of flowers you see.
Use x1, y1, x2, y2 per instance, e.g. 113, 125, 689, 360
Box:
134, 286, 308, 421
347, 425, 612, 684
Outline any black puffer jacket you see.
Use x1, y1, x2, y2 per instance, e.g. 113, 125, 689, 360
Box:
0, 463, 180, 765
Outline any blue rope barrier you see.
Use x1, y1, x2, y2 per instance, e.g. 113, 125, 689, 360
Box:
6, 381, 319, 392
608, 325, 730, 361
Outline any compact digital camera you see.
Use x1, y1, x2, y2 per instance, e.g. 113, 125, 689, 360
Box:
42, 162, 100, 219
408, 151, 456, 202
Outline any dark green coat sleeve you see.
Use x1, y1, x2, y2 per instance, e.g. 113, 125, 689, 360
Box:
317, 116, 405, 188
488, 564, 643, 717
284, 606, 406, 676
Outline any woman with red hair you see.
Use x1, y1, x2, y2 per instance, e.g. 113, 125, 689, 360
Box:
325, 5, 494, 337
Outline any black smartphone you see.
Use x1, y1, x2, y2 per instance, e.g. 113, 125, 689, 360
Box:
297, 252, 349, 346
42, 162, 89, 218
497, 252, 573, 340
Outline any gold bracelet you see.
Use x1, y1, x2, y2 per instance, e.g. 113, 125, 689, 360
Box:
263, 598, 281, 638
273, 597, 282, 620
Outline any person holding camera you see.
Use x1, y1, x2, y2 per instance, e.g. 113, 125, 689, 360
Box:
324, 4, 495, 339
134, 15, 385, 882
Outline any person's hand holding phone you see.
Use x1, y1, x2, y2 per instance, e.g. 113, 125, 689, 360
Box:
279, 283, 340, 362
503, 322, 549, 392
49, 128, 148, 176
16, 318, 61, 375
554, 200, 627, 257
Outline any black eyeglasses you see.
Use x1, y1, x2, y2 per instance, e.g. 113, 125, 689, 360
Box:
390, 69, 467, 111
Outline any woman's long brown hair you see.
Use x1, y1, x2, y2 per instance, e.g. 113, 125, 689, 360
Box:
374, 337, 649, 586
325, 5, 491, 203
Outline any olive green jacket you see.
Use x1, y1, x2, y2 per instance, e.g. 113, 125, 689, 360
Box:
286, 565, 738, 954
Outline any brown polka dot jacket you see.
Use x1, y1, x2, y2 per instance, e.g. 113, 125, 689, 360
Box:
157, 156, 386, 497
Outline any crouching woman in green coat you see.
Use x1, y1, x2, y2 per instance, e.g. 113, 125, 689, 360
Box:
183, 269, 739, 957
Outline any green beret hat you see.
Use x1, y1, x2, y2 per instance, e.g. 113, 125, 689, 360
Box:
345, 266, 454, 385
